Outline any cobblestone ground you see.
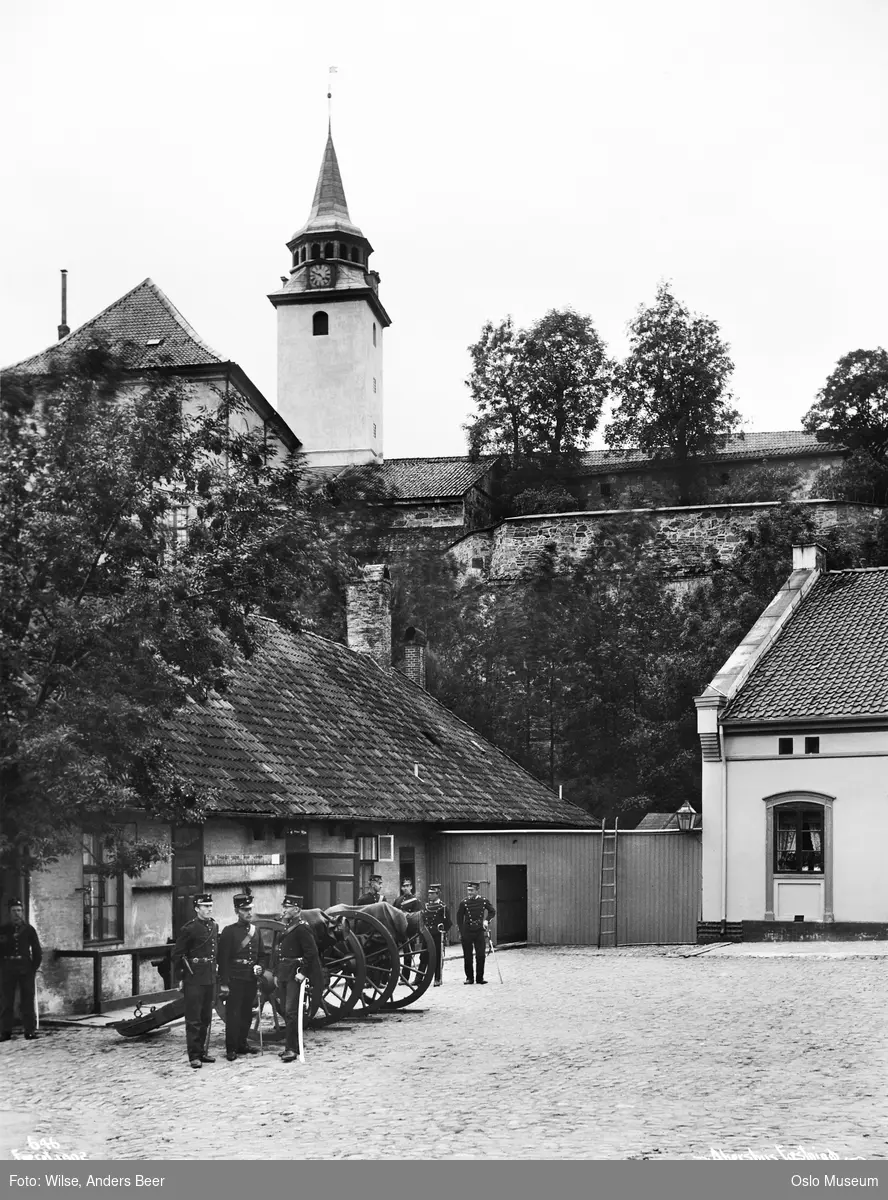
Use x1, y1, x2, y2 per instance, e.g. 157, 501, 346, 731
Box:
1, 946, 886, 1161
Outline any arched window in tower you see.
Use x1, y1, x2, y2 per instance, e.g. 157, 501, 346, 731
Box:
324, 242, 334, 259
339, 243, 349, 260
351, 247, 360, 263
313, 311, 329, 337
292, 250, 297, 268
311, 244, 320, 261
301, 246, 307, 263
372, 322, 377, 346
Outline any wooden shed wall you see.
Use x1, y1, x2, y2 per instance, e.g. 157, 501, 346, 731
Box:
427, 830, 701, 946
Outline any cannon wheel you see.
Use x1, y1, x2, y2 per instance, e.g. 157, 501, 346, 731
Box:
343, 909, 400, 1014
385, 923, 437, 1010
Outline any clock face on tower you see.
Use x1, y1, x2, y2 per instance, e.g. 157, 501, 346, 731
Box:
308, 263, 333, 289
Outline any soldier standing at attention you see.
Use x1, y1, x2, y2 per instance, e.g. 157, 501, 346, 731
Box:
421, 884, 451, 987
357, 874, 385, 905
217, 892, 263, 1062
172, 892, 219, 1069
457, 881, 496, 986
275, 894, 321, 1064
0, 898, 42, 1041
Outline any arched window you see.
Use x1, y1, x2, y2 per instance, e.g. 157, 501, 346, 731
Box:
372, 322, 377, 346
351, 247, 360, 263
324, 242, 334, 259
301, 246, 307, 263
311, 244, 320, 261
292, 250, 298, 268
763, 791, 835, 922
774, 803, 824, 875
313, 311, 329, 336
339, 243, 349, 260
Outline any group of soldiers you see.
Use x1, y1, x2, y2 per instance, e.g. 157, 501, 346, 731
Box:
172, 890, 319, 1068
172, 876, 498, 1069
356, 875, 498, 987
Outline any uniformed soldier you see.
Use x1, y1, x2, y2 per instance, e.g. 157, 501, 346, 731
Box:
217, 892, 263, 1062
393, 878, 421, 915
456, 881, 496, 985
172, 892, 219, 1069
421, 884, 451, 987
274, 894, 321, 1064
356, 874, 385, 906
393, 878, 421, 983
0, 898, 42, 1041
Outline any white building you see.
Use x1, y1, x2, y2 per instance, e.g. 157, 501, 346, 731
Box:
695, 543, 888, 940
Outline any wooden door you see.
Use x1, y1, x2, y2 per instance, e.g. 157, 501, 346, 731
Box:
172, 825, 204, 935
495, 864, 528, 943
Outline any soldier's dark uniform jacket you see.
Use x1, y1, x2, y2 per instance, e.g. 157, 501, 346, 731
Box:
274, 919, 320, 982
393, 893, 422, 915
421, 897, 452, 933
217, 921, 260, 987
0, 920, 42, 974
172, 916, 218, 985
357, 890, 384, 906
456, 895, 496, 934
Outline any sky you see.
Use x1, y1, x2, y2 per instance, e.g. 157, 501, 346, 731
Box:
2, 0, 886, 459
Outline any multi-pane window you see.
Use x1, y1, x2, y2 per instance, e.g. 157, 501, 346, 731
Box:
82, 834, 123, 942
774, 805, 824, 874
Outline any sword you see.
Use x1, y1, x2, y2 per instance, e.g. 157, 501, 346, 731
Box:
486, 929, 504, 984
295, 975, 306, 1063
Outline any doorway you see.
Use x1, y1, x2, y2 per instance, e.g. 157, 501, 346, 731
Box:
172, 825, 204, 935
496, 865, 527, 943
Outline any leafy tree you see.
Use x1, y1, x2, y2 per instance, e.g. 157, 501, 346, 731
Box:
802, 348, 888, 465
464, 309, 612, 464
605, 283, 740, 502
0, 343, 369, 877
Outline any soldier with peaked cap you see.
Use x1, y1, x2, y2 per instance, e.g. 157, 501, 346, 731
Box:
456, 881, 496, 985
0, 898, 42, 1041
172, 892, 219, 1068
393, 878, 421, 983
274, 895, 321, 1064
217, 892, 263, 1062
357, 874, 385, 906
421, 884, 451, 987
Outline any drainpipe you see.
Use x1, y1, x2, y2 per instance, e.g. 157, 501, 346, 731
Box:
719, 724, 728, 936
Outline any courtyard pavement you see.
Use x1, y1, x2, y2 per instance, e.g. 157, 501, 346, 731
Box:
1, 945, 886, 1161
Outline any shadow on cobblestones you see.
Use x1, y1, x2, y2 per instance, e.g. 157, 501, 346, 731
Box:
1, 947, 886, 1160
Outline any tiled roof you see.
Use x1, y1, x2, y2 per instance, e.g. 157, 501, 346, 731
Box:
168, 622, 594, 826
333, 456, 500, 501
577, 432, 842, 475
635, 812, 701, 831
6, 278, 224, 374
724, 569, 888, 722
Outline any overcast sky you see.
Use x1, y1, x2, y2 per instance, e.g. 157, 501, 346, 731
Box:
2, 0, 886, 458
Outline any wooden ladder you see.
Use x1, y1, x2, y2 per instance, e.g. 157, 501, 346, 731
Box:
597, 817, 619, 948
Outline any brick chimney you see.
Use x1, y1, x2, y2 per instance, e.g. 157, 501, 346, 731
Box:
346, 565, 392, 668
402, 626, 427, 688
792, 543, 827, 572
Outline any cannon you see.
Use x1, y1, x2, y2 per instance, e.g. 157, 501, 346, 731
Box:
112, 900, 437, 1040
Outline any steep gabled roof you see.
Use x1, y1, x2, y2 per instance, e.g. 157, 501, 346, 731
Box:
168, 622, 594, 827
635, 812, 702, 831
724, 568, 888, 723
332, 456, 500, 501
6, 278, 224, 374
577, 431, 843, 475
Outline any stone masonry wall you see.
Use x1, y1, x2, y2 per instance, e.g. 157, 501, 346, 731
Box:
451, 500, 883, 583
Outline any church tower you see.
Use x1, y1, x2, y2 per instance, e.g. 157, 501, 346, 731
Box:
269, 126, 391, 467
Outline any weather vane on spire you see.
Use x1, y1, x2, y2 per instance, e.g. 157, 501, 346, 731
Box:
328, 66, 337, 127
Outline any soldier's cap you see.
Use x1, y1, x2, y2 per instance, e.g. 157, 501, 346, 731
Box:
282, 894, 303, 908
369, 874, 383, 884
467, 881, 480, 888
8, 897, 24, 909
428, 884, 441, 892
233, 893, 253, 910
194, 892, 213, 905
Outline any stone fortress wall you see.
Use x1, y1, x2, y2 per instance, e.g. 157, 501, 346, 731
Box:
446, 500, 883, 583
